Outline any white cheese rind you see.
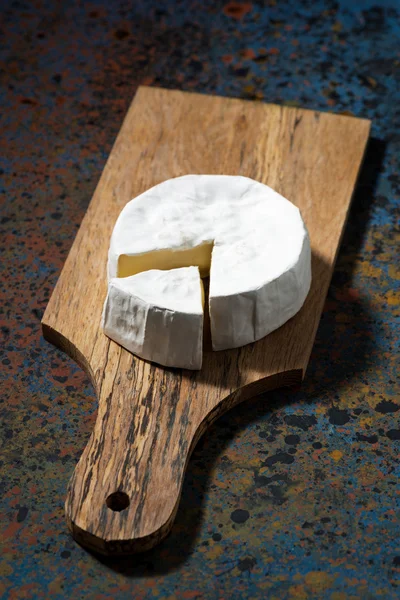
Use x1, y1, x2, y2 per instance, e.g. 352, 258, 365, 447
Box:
106, 174, 312, 361
209, 234, 311, 350
102, 267, 203, 369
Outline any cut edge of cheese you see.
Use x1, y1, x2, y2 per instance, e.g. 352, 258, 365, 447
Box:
118, 241, 213, 279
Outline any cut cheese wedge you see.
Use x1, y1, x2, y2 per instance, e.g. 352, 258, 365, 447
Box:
102, 267, 204, 369
104, 174, 312, 367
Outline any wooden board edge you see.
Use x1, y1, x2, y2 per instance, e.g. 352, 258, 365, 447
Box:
137, 85, 372, 129
300, 120, 371, 378
42, 322, 96, 388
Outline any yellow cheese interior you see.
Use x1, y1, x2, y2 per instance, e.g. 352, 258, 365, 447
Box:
118, 242, 213, 279
200, 278, 205, 307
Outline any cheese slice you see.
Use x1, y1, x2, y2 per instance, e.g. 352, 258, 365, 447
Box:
102, 267, 204, 369
104, 174, 312, 366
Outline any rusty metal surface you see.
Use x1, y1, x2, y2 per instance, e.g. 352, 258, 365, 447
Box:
1, 1, 399, 598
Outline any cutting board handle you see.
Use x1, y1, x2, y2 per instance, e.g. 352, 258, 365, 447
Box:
64, 355, 186, 555
63, 339, 301, 555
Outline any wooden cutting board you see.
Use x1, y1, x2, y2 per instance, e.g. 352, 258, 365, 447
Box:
42, 86, 370, 555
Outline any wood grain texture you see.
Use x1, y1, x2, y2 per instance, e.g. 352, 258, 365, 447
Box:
42, 86, 370, 555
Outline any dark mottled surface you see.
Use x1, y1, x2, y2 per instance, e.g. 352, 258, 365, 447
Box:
1, 0, 399, 598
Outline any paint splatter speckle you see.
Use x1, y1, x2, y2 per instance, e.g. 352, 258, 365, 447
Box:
231, 509, 250, 524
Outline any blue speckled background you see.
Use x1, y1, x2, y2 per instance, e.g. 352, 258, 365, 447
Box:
1, 0, 399, 598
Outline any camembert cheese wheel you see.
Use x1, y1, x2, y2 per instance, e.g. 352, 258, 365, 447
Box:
103, 175, 311, 369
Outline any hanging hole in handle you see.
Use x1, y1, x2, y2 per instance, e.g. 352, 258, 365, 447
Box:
106, 491, 130, 512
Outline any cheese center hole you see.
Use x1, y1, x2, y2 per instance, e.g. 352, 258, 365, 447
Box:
106, 491, 130, 512
118, 241, 214, 279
